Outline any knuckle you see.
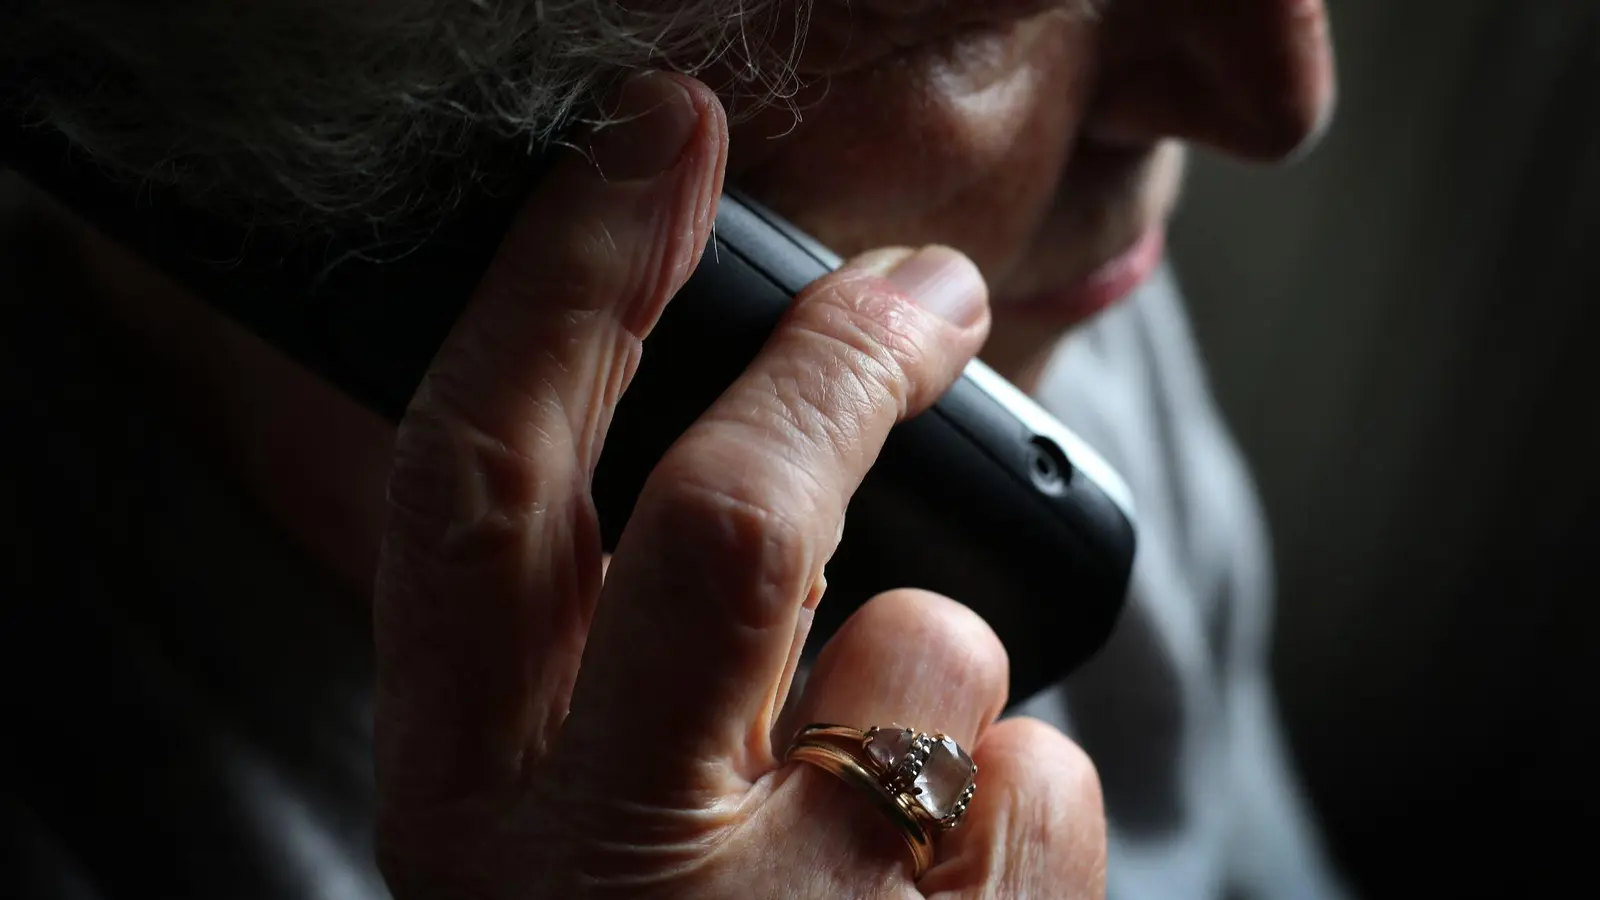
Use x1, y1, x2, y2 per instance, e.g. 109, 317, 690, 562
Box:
640, 453, 818, 630
795, 277, 932, 409
762, 359, 878, 470
385, 403, 564, 568
753, 279, 932, 463
817, 276, 927, 359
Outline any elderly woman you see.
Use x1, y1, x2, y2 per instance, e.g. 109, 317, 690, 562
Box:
0, 1, 1341, 898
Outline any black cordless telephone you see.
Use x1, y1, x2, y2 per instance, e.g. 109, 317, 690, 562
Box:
1, 122, 1136, 701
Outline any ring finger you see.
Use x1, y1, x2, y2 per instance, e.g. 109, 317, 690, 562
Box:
764, 589, 1010, 885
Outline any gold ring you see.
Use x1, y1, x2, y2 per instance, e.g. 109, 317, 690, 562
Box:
784, 724, 978, 879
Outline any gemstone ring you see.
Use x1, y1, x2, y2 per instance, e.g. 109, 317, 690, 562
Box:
784, 723, 978, 878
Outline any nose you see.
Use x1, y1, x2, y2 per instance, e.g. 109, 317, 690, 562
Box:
1088, 0, 1338, 161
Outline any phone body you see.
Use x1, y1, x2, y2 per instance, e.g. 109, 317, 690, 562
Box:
1, 122, 1136, 701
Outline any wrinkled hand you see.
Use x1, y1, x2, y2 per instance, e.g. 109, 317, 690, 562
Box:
373, 72, 1107, 899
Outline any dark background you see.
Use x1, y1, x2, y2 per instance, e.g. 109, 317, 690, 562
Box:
3, 1, 1596, 896
1172, 0, 1599, 894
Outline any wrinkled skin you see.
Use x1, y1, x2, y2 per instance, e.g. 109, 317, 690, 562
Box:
729, 0, 1335, 377
371, 2, 1334, 897
374, 74, 1109, 899
19, 0, 1326, 896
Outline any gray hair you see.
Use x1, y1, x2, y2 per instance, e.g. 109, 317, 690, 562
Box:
2, 0, 808, 234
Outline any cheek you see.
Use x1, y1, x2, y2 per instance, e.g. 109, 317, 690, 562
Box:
730, 16, 1096, 280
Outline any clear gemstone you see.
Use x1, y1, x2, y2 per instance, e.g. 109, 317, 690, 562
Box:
866, 727, 914, 771
911, 737, 975, 819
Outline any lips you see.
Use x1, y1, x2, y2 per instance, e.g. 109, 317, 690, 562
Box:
1012, 223, 1167, 323
998, 131, 1181, 326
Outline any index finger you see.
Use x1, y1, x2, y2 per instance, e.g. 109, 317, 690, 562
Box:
557, 244, 991, 796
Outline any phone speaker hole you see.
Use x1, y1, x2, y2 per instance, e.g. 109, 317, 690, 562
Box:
1026, 436, 1073, 496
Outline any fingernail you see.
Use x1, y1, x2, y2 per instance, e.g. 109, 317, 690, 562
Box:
589, 72, 701, 181
885, 245, 986, 328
